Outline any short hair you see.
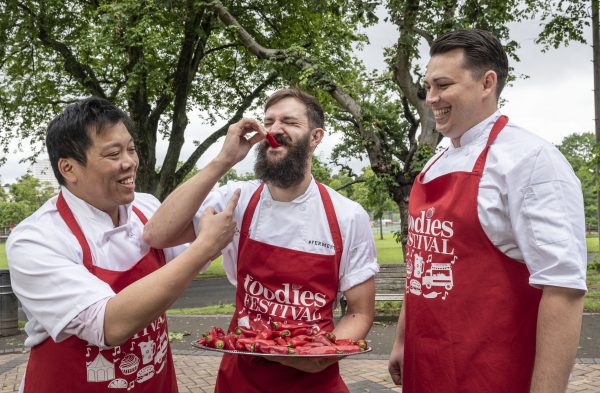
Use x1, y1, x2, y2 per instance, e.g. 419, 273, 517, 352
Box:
46, 97, 134, 185
264, 88, 325, 130
430, 29, 509, 99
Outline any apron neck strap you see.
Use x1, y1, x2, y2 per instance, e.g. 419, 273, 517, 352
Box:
472, 115, 508, 175
57, 191, 94, 272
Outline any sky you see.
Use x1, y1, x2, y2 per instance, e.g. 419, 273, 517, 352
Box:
0, 13, 595, 184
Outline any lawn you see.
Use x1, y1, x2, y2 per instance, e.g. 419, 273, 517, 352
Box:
0, 243, 6, 269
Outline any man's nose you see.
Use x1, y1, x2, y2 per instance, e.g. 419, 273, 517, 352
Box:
269, 121, 284, 134
122, 153, 137, 170
425, 88, 438, 106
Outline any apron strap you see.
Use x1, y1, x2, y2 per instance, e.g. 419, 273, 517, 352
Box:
132, 205, 167, 267
57, 192, 95, 272
472, 115, 509, 175
240, 183, 265, 242
315, 181, 343, 261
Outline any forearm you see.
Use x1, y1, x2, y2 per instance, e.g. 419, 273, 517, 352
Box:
333, 309, 373, 340
144, 158, 232, 248
530, 286, 585, 393
103, 243, 214, 345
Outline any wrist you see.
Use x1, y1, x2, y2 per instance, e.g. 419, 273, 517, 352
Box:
212, 154, 237, 170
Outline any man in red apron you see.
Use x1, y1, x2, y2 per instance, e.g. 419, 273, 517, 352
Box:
7, 97, 239, 392
388, 29, 587, 392
147, 89, 378, 392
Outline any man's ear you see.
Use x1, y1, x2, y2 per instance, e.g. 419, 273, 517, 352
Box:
481, 70, 497, 99
310, 128, 324, 148
58, 158, 79, 185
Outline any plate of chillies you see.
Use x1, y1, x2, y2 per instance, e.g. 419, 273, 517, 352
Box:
192, 321, 371, 358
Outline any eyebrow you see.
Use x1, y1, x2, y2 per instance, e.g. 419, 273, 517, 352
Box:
99, 139, 134, 152
264, 115, 301, 123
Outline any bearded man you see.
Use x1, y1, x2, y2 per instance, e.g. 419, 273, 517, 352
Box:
144, 88, 378, 393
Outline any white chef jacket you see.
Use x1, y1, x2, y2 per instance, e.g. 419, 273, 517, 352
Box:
422, 111, 587, 291
196, 178, 379, 294
7, 187, 186, 348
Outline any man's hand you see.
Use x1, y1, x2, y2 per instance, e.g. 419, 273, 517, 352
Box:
193, 189, 240, 259
388, 304, 405, 385
216, 118, 266, 167
388, 341, 404, 385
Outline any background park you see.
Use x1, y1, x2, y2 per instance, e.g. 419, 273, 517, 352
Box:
0, 1, 599, 318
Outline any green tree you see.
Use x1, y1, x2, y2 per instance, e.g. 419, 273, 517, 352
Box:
0, 174, 54, 227
0, 0, 372, 200
217, 168, 256, 187
214, 0, 595, 252
557, 132, 597, 233
9, 174, 54, 207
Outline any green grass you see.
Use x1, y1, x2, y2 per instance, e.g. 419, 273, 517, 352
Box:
0, 243, 6, 269
586, 236, 599, 252
167, 304, 235, 315
373, 235, 404, 264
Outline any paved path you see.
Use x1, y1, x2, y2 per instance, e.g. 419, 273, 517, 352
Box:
1, 351, 599, 392
2, 313, 600, 392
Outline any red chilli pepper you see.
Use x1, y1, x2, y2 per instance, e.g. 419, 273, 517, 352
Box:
257, 326, 273, 340
239, 327, 257, 337
296, 346, 338, 355
272, 329, 291, 338
266, 132, 281, 148
333, 344, 361, 353
287, 338, 309, 348
262, 345, 293, 355
355, 339, 368, 350
215, 339, 225, 349
275, 337, 287, 347
335, 338, 354, 346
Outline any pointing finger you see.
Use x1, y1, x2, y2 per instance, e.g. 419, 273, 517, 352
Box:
224, 189, 241, 213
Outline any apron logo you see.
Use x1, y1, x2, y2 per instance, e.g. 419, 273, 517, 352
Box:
242, 274, 326, 322
406, 207, 458, 301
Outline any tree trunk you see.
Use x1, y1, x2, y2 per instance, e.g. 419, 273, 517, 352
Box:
593, 0, 600, 246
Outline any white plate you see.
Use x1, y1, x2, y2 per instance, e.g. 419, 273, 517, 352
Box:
191, 342, 372, 358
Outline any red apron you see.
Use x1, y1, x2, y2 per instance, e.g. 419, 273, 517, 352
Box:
215, 182, 348, 393
403, 116, 542, 393
24, 192, 178, 393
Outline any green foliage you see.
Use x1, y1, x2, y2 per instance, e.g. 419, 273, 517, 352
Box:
0, 174, 55, 227
0, 0, 373, 198
217, 169, 256, 187
557, 132, 597, 232
0, 243, 7, 269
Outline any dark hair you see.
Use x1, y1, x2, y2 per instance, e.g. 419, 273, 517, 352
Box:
46, 97, 134, 185
430, 29, 508, 98
264, 89, 325, 130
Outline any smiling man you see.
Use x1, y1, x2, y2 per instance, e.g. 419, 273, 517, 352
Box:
145, 88, 379, 393
7, 97, 239, 392
387, 29, 587, 393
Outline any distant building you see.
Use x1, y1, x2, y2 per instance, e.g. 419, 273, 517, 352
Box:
30, 158, 60, 194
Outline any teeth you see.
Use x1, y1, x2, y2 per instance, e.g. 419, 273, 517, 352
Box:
119, 178, 134, 185
434, 108, 450, 117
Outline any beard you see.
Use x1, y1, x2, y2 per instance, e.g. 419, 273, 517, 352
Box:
254, 132, 311, 188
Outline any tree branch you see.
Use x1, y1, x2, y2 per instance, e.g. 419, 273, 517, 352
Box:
19, 1, 107, 98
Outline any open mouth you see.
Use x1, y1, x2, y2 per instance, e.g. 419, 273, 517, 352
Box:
433, 108, 450, 118
118, 177, 135, 185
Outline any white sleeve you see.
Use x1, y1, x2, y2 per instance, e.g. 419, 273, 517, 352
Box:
7, 223, 116, 341
338, 204, 379, 293
57, 297, 112, 348
506, 145, 587, 291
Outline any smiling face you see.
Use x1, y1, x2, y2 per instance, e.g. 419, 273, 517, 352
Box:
424, 48, 498, 145
64, 121, 138, 222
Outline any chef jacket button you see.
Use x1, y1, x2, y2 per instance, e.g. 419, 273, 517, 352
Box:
264, 200, 271, 208
300, 205, 306, 211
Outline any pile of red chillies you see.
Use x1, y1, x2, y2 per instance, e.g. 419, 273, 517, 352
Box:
196, 320, 368, 355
